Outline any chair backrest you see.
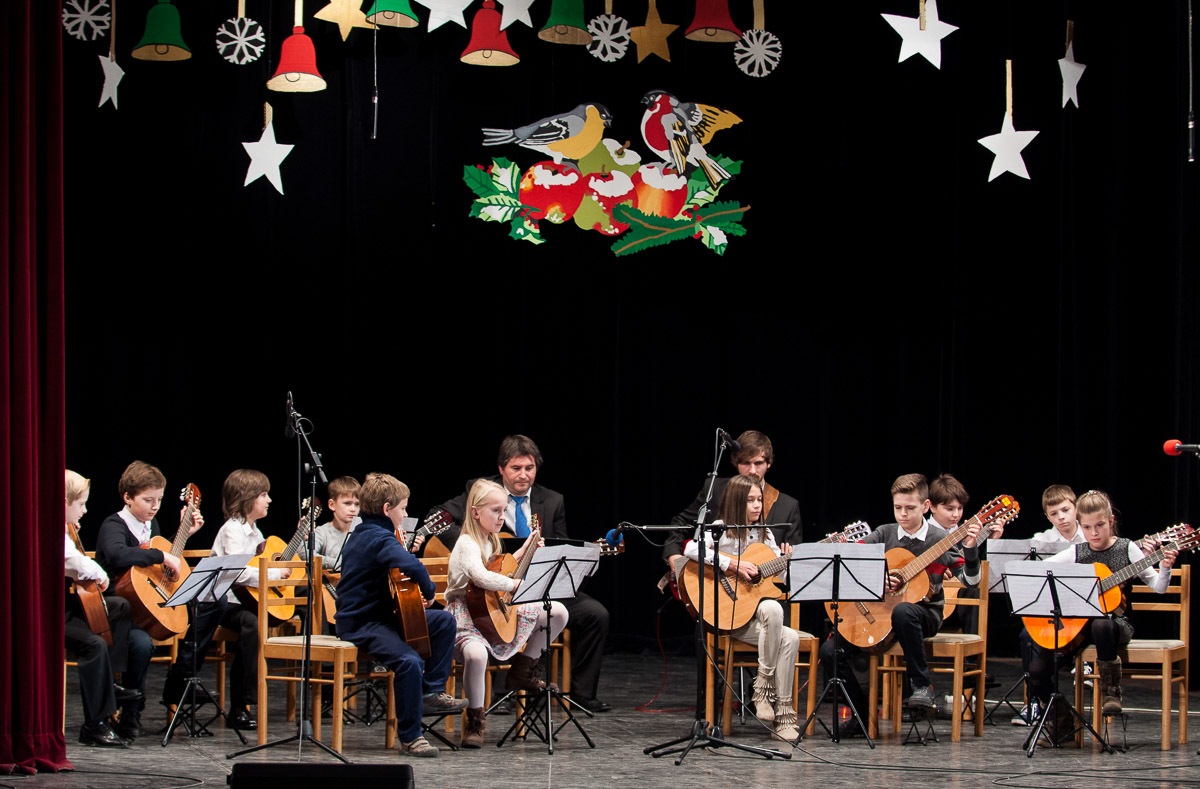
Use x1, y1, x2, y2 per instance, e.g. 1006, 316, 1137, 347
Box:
942, 560, 989, 637
257, 555, 321, 638
1127, 564, 1189, 645
420, 556, 450, 604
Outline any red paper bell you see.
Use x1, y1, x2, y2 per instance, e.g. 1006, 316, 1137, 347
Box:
267, 26, 327, 92
461, 1, 519, 66
685, 0, 742, 42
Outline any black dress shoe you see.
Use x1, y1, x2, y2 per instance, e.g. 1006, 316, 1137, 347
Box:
116, 708, 142, 739
575, 697, 612, 713
113, 684, 143, 705
79, 720, 130, 747
229, 708, 257, 730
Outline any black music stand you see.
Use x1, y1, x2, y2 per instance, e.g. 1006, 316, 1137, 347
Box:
495, 543, 598, 754
791, 542, 886, 746
160, 554, 252, 745
981, 538, 1044, 725
1005, 560, 1114, 756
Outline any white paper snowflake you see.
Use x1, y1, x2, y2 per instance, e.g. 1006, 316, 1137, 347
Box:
734, 28, 781, 78
587, 14, 631, 62
62, 0, 111, 41
216, 17, 266, 65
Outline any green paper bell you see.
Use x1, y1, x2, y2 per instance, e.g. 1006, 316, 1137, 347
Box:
538, 0, 590, 45
366, 0, 419, 28
132, 0, 191, 61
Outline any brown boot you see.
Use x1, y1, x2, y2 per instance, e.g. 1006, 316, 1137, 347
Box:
1097, 658, 1123, 716
505, 653, 547, 693
460, 707, 486, 749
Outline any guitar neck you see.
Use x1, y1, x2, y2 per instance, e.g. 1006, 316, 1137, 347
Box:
896, 518, 976, 583
509, 528, 541, 583
1101, 543, 1170, 591
169, 507, 195, 559
280, 515, 314, 561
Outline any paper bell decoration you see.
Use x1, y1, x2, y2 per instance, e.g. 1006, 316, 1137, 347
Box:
538, 0, 590, 44
131, 0, 192, 60
685, 0, 741, 42
366, 0, 419, 27
266, 26, 327, 92
461, 0, 519, 65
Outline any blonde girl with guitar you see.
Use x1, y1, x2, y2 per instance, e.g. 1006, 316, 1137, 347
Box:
682, 473, 803, 741
445, 479, 567, 748
1028, 490, 1177, 724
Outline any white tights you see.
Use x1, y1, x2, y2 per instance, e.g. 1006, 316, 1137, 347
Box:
459, 601, 568, 708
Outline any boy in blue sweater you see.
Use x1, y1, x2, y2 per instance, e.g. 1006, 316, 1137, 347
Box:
335, 473, 464, 757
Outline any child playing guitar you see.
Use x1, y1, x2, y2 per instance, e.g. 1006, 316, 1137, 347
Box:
682, 473, 803, 741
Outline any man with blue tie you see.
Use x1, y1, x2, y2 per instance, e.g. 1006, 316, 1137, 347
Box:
429, 435, 612, 713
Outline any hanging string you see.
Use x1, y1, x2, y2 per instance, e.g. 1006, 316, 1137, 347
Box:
1188, 0, 1194, 162
372, 17, 379, 140
109, 0, 116, 59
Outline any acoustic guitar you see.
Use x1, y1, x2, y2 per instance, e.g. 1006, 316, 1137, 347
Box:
322, 509, 455, 626
1022, 523, 1198, 651
114, 484, 201, 640
832, 495, 1020, 651
387, 511, 457, 658
67, 522, 113, 646
235, 498, 321, 624
680, 521, 871, 633
466, 515, 542, 645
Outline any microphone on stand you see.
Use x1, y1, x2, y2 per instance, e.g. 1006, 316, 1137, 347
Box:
717, 428, 741, 452
1163, 439, 1200, 456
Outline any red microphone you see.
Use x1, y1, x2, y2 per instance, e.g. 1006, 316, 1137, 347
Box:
1163, 439, 1200, 456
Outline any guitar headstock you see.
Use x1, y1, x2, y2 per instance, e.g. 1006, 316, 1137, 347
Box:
1153, 523, 1199, 553
422, 508, 454, 538
834, 520, 870, 543
530, 514, 541, 535
975, 495, 1020, 529
596, 533, 626, 556
180, 484, 201, 509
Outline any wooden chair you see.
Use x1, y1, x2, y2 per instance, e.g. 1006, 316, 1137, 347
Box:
704, 602, 820, 736
256, 555, 393, 752
1073, 564, 1189, 750
869, 561, 989, 742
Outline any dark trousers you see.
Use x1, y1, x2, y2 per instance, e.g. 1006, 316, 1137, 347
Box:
339, 609, 456, 742
1028, 618, 1125, 703
563, 592, 609, 701
166, 599, 259, 708
65, 594, 134, 724
100, 593, 153, 708
819, 602, 941, 711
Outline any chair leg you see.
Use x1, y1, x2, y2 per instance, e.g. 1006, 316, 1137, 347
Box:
1181, 658, 1189, 745
867, 654, 879, 740
332, 662, 345, 753
312, 681, 323, 744
704, 634, 715, 728
562, 630, 571, 695
1162, 659, 1171, 751
804, 644, 818, 735
386, 670, 396, 749
974, 656, 985, 737
950, 651, 964, 743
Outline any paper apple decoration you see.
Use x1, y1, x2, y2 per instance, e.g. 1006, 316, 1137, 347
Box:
631, 162, 688, 217
519, 163, 586, 223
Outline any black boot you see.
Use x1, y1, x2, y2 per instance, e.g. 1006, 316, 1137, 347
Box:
505, 653, 548, 692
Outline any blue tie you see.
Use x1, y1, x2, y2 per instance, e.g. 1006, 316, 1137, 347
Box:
512, 495, 529, 537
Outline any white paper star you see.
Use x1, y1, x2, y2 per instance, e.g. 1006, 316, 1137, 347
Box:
98, 54, 123, 109
1059, 42, 1086, 108
881, 0, 958, 70
413, 0, 472, 31
243, 120, 294, 194
977, 112, 1039, 182
498, 0, 535, 30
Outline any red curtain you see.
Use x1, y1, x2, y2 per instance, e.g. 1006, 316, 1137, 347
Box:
0, 0, 70, 774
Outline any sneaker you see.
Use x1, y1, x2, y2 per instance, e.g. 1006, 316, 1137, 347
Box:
1071, 662, 1095, 688
905, 685, 937, 709
1011, 701, 1040, 726
422, 692, 469, 716
400, 736, 439, 757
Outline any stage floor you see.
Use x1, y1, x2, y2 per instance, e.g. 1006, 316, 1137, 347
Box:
39, 654, 1200, 789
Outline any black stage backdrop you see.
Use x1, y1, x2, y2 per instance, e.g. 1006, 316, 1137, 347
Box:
61, 2, 1198, 655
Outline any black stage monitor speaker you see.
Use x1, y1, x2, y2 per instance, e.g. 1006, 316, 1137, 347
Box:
228, 762, 415, 788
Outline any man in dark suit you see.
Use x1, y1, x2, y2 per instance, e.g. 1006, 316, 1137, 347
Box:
663, 429, 804, 573
429, 435, 612, 713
